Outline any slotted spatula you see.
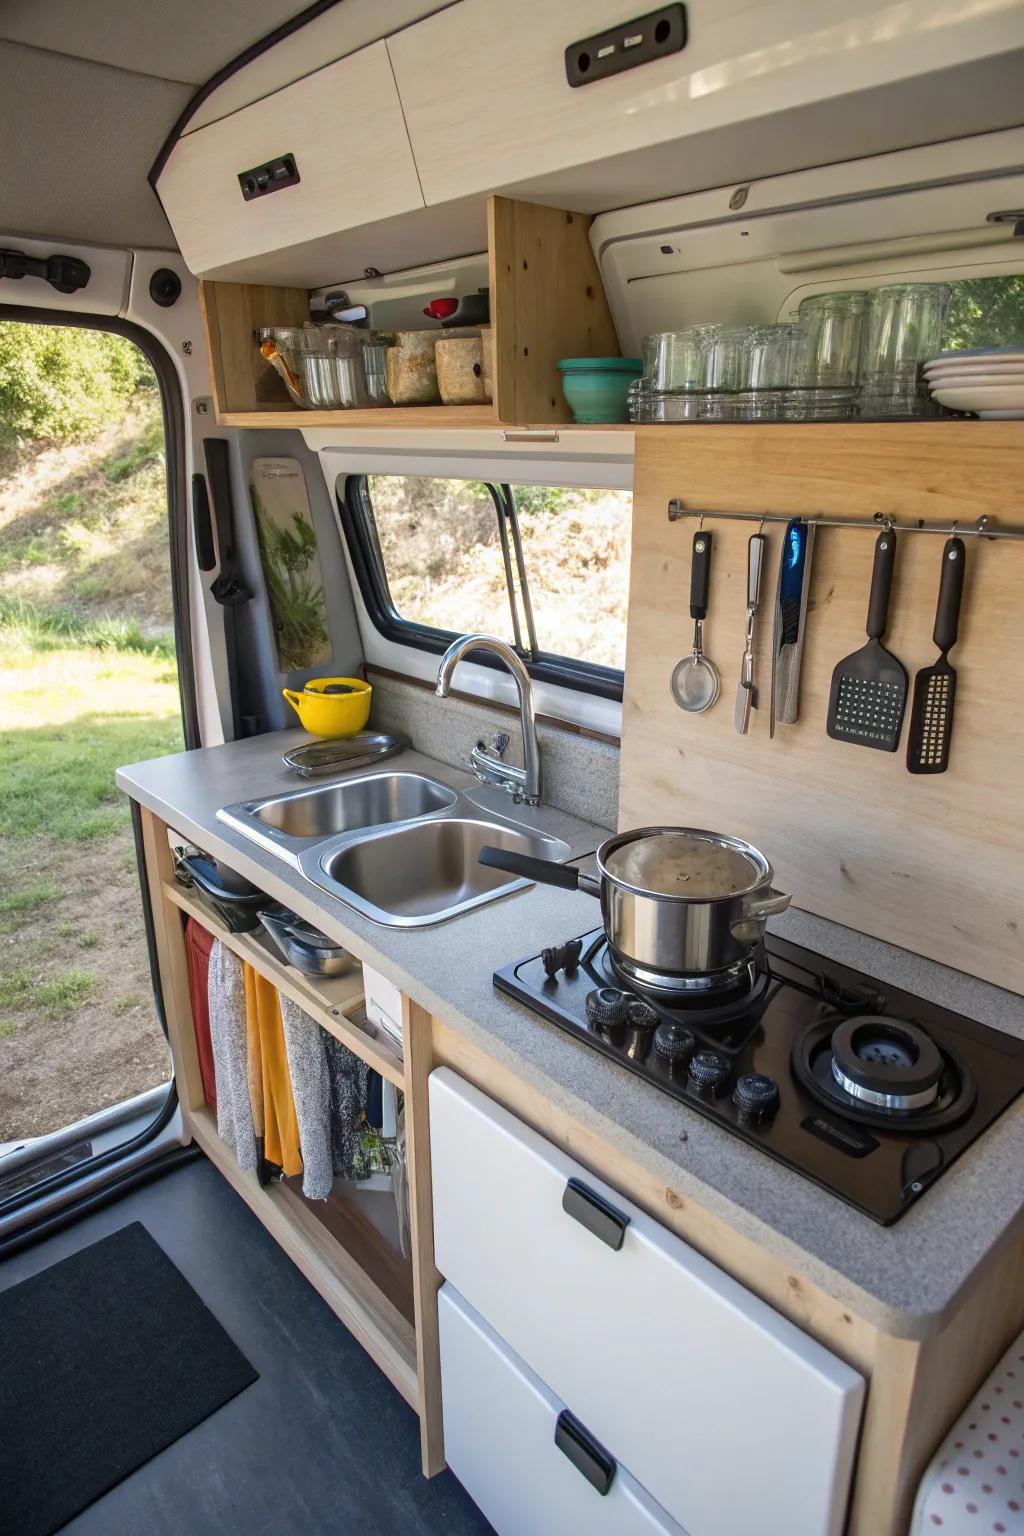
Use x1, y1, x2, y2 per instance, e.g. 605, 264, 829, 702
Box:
906, 536, 966, 774
826, 529, 908, 752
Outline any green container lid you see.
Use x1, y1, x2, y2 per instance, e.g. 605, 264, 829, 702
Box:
557, 357, 643, 372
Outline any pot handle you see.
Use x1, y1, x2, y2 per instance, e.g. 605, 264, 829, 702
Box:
729, 888, 791, 944
478, 845, 599, 895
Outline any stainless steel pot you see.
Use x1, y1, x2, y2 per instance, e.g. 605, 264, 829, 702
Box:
479, 825, 790, 984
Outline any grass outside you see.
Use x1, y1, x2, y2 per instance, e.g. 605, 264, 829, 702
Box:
0, 387, 179, 1141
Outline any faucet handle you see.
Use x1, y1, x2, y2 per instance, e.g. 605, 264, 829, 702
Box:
488, 731, 511, 757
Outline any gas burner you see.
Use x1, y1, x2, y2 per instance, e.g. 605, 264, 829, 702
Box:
791, 1015, 977, 1132
493, 927, 1024, 1224
607, 947, 759, 1001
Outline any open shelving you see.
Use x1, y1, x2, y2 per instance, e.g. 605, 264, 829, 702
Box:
198, 195, 620, 431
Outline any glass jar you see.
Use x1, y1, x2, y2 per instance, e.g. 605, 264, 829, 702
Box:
860, 283, 951, 391
643, 330, 708, 393
743, 323, 798, 391
704, 325, 749, 391
792, 292, 868, 389
361, 341, 391, 405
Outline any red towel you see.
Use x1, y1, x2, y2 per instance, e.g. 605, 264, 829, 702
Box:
185, 917, 218, 1112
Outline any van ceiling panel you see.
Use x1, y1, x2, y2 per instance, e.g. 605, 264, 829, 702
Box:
0, 0, 314, 86
0, 41, 187, 248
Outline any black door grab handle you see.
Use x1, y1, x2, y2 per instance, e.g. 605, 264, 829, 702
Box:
554, 1409, 616, 1496
562, 1177, 629, 1251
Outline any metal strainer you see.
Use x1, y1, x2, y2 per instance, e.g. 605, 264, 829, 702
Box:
670, 530, 720, 713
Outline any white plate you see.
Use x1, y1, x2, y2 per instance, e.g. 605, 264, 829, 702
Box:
930, 383, 1024, 418
926, 346, 1024, 365
925, 350, 1024, 374
926, 370, 1024, 387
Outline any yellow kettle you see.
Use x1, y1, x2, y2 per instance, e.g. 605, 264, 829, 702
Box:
282, 677, 372, 737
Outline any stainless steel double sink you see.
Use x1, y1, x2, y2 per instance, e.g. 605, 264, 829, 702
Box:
217, 768, 571, 927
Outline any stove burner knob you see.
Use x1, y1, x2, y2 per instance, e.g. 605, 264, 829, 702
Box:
625, 998, 659, 1030
687, 1049, 731, 1099
732, 1073, 780, 1127
585, 988, 629, 1030
653, 1024, 696, 1069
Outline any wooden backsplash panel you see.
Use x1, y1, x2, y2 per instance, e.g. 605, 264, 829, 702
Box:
620, 422, 1024, 993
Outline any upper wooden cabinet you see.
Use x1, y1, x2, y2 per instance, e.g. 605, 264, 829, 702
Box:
387, 0, 1024, 212
155, 42, 425, 282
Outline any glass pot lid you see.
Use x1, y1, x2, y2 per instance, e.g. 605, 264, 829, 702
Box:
600, 828, 769, 900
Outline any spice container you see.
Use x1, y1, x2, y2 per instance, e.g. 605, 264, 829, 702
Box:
435, 336, 490, 404
705, 325, 749, 391
644, 330, 708, 393
361, 340, 391, 405
743, 323, 797, 390
385, 331, 441, 405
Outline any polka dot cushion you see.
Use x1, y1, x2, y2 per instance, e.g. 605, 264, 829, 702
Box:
911, 1330, 1024, 1533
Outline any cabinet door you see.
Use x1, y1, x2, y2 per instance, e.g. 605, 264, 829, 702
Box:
429, 1068, 864, 1536
440, 1285, 687, 1536
157, 42, 425, 281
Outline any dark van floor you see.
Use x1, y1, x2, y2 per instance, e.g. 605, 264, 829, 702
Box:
0, 1156, 493, 1536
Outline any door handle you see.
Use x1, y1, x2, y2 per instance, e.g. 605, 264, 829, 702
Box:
562, 1177, 629, 1251
554, 1409, 616, 1496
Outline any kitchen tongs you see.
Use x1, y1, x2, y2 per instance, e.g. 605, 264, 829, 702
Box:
735, 533, 766, 734
770, 519, 815, 736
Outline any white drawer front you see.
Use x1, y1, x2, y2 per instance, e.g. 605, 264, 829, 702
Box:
430, 1068, 864, 1536
439, 1284, 686, 1536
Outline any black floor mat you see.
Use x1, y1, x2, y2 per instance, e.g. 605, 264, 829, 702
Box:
0, 1221, 258, 1536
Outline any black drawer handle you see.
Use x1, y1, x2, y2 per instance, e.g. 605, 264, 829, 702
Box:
562, 1177, 630, 1251
555, 1409, 616, 1496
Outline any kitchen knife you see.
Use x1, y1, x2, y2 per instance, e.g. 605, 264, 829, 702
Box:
771, 519, 815, 735
734, 532, 767, 735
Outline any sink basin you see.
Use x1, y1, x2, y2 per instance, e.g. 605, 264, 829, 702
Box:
220, 771, 457, 853
313, 816, 571, 927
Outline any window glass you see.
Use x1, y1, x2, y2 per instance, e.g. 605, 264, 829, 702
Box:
365, 475, 514, 643
941, 274, 1024, 350
360, 475, 631, 676
511, 485, 631, 670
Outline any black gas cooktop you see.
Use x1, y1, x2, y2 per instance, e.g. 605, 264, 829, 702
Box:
494, 930, 1024, 1224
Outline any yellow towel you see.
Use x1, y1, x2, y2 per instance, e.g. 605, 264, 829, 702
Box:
243, 964, 303, 1177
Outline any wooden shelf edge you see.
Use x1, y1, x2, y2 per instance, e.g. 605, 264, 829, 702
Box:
161, 879, 405, 1088
216, 404, 498, 428
189, 1106, 418, 1408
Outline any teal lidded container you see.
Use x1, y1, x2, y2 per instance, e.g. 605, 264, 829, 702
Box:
557, 356, 643, 423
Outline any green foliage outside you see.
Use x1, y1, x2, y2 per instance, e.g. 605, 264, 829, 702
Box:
0, 323, 155, 445
942, 275, 1024, 351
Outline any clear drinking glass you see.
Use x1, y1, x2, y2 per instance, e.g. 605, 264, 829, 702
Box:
704, 325, 748, 391
743, 323, 797, 391
361, 342, 391, 405
860, 283, 951, 390
792, 292, 868, 389
643, 330, 708, 393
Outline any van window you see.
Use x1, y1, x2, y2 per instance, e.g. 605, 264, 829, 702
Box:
340, 474, 631, 696
941, 274, 1024, 349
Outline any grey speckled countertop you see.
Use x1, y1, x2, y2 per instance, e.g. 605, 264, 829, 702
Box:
117, 730, 1024, 1340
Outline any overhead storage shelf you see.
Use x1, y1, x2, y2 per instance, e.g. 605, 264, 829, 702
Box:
199, 196, 620, 431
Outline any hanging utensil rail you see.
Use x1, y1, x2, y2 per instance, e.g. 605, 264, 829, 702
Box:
666, 501, 1024, 541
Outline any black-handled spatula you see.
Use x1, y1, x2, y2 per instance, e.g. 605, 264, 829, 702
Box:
826, 529, 908, 752
906, 536, 966, 774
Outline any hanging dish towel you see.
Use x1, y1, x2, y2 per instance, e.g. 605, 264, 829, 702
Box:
279, 995, 333, 1200
184, 917, 217, 1112
243, 964, 303, 1178
207, 939, 257, 1171
326, 1034, 370, 1182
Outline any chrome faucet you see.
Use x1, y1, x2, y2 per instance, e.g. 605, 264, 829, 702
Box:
435, 634, 542, 806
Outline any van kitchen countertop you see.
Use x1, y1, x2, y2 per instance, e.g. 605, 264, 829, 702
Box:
118, 730, 1024, 1339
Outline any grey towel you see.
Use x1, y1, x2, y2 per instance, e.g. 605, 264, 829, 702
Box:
279, 995, 333, 1200
207, 940, 257, 1171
